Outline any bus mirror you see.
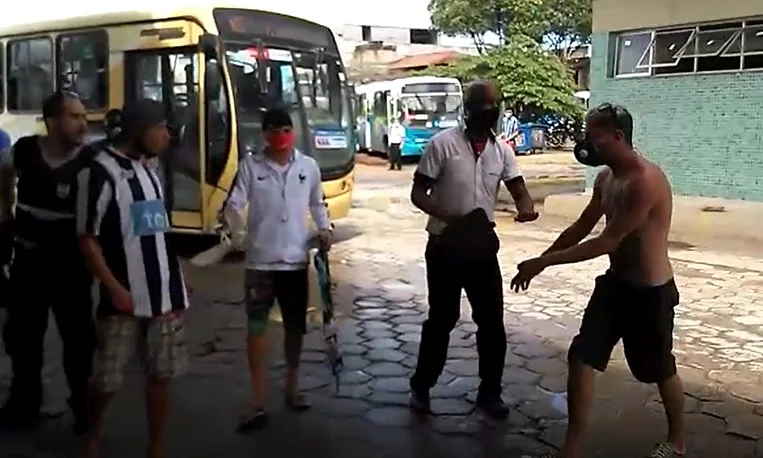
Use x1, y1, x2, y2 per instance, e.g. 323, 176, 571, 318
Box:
200, 34, 219, 57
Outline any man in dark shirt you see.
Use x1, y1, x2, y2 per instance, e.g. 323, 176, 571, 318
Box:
0, 91, 95, 433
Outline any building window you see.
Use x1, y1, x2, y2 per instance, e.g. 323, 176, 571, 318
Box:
613, 19, 763, 77
361, 25, 372, 41
615, 32, 652, 75
57, 30, 109, 110
410, 28, 437, 45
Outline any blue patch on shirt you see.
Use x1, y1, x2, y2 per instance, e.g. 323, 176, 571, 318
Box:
130, 199, 169, 237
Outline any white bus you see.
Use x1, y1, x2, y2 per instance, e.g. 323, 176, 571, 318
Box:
355, 76, 462, 157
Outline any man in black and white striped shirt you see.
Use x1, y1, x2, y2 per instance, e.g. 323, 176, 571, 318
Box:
75, 99, 188, 458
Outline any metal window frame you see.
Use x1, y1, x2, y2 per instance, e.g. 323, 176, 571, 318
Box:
682, 27, 741, 58
614, 31, 653, 76
613, 17, 763, 78
739, 23, 763, 56
636, 28, 696, 69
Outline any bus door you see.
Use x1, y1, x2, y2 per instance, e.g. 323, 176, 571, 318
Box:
124, 48, 206, 232
384, 90, 394, 151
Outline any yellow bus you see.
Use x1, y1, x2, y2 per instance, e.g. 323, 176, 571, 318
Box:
0, 6, 355, 234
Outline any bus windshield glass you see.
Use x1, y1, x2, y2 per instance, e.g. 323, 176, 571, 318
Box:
224, 45, 306, 156
400, 93, 461, 129
214, 9, 353, 173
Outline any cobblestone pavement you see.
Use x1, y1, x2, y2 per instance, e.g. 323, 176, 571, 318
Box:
3, 169, 763, 457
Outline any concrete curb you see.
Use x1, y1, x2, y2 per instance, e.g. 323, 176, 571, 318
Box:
354, 175, 586, 212
545, 192, 763, 245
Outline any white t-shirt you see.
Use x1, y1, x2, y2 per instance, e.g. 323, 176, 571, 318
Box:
388, 123, 406, 145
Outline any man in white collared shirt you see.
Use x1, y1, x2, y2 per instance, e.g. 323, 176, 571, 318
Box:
224, 107, 331, 431
408, 81, 538, 420
387, 117, 405, 171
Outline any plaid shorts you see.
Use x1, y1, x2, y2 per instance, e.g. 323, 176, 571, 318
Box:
92, 313, 188, 392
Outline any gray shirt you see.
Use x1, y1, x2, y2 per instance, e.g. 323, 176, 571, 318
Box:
416, 127, 522, 235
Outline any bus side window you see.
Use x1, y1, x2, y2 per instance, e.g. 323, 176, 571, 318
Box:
7, 37, 54, 112
57, 30, 108, 110
204, 58, 230, 187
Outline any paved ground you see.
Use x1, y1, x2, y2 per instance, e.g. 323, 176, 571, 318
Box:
2, 158, 763, 457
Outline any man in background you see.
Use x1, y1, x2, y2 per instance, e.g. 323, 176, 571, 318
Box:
502, 107, 520, 150
387, 117, 405, 171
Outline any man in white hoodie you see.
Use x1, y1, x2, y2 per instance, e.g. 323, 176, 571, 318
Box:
225, 107, 332, 432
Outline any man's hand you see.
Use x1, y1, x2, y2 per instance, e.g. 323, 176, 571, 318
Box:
109, 285, 134, 313
318, 229, 333, 252
510, 257, 547, 292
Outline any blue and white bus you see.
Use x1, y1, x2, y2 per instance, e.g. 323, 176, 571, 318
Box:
355, 76, 462, 157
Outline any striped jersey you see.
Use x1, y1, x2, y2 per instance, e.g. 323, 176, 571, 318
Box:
75, 147, 188, 318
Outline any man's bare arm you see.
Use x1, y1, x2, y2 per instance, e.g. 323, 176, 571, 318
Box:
504, 176, 535, 219
538, 172, 652, 267
543, 170, 607, 254
79, 235, 124, 293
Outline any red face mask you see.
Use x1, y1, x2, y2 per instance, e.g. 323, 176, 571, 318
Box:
266, 131, 295, 151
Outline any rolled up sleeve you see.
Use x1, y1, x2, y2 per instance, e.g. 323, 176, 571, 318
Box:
76, 165, 112, 236
500, 142, 522, 182
415, 139, 442, 181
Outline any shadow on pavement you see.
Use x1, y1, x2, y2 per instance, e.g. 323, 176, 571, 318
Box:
1, 251, 762, 458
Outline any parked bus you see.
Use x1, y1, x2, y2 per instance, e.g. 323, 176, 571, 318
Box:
355, 76, 462, 157
0, 5, 355, 234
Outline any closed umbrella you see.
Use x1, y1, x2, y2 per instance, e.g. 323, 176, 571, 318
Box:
313, 249, 343, 394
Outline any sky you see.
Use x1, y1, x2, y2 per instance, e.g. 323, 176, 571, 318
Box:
0, 0, 436, 30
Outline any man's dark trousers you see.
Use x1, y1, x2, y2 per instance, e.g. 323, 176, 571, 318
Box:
388, 143, 402, 170
410, 235, 506, 398
2, 249, 94, 419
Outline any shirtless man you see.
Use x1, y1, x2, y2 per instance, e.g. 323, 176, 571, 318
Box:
511, 104, 685, 458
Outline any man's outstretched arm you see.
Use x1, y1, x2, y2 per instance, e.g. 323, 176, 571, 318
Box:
539, 174, 652, 267
542, 170, 607, 254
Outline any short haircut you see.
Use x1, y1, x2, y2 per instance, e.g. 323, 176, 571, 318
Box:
587, 103, 634, 147
262, 107, 293, 131
42, 90, 81, 121
464, 80, 496, 106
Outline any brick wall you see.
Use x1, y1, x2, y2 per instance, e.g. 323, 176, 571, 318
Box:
588, 32, 763, 201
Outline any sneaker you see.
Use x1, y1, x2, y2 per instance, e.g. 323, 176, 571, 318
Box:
236, 407, 268, 433
647, 442, 684, 457
476, 395, 510, 420
409, 388, 431, 414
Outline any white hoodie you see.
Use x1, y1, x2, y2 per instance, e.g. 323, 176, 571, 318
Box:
226, 149, 331, 271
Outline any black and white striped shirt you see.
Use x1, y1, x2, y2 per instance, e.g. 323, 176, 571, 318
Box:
76, 147, 188, 318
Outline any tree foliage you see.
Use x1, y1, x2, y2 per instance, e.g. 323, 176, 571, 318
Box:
416, 38, 584, 119
420, 0, 592, 119
428, 0, 592, 55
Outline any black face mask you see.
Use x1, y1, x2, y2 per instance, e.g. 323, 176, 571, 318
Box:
465, 105, 500, 134
573, 134, 605, 167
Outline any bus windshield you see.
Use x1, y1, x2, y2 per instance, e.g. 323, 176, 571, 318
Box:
224, 46, 305, 156
223, 45, 352, 171
400, 93, 461, 129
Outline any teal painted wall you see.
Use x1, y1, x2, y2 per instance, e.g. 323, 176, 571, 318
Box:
588, 32, 763, 201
